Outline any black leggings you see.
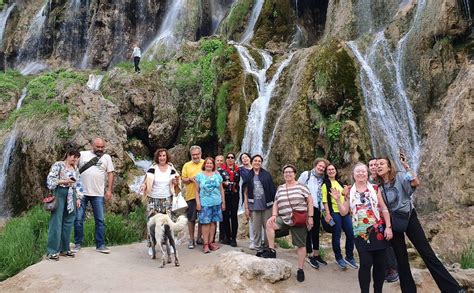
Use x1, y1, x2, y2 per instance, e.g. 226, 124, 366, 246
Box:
306, 207, 321, 254
391, 209, 461, 293
358, 249, 386, 293
223, 192, 239, 240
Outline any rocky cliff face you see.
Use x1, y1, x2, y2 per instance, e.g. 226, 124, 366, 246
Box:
0, 0, 472, 263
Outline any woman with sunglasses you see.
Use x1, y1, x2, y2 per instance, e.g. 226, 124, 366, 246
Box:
322, 164, 357, 270
332, 162, 392, 293
377, 155, 462, 293
221, 153, 240, 247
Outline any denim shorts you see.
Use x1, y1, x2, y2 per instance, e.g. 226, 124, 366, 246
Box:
198, 204, 222, 224
186, 199, 197, 221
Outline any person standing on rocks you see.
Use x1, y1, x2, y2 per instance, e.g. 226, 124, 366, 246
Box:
377, 155, 462, 293
182, 145, 204, 249
243, 155, 276, 252
332, 162, 393, 293
74, 138, 115, 254
263, 164, 314, 283
238, 152, 255, 249
297, 158, 328, 269
131, 44, 141, 73
369, 157, 399, 283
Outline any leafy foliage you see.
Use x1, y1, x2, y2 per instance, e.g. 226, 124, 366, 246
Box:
460, 242, 474, 269
0, 70, 28, 102
216, 82, 229, 138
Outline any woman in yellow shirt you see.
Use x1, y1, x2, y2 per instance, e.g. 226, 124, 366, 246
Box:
322, 164, 357, 270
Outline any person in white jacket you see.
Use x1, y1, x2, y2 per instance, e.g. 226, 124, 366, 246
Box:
132, 44, 141, 73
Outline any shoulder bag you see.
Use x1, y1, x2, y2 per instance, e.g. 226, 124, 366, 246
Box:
286, 185, 307, 228
381, 184, 411, 233
320, 181, 335, 234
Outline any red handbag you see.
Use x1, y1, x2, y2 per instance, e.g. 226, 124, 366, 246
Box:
286, 185, 308, 227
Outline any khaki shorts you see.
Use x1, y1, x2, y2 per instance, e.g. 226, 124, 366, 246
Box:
276, 216, 307, 248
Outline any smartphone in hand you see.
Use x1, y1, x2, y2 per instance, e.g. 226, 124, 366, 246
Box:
70, 177, 76, 182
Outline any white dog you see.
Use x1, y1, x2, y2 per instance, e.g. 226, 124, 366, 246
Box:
147, 213, 188, 267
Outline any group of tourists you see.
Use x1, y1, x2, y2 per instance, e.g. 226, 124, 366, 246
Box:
45, 140, 463, 292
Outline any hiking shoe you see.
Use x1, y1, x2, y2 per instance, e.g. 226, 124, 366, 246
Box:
59, 251, 75, 258
256, 248, 266, 257
47, 253, 59, 261
230, 239, 237, 247
345, 257, 358, 269
71, 244, 81, 253
249, 242, 256, 250
148, 247, 153, 256
385, 269, 399, 282
306, 256, 320, 269
96, 245, 111, 254
196, 237, 204, 245
336, 258, 347, 269
261, 248, 276, 259
315, 255, 328, 265
297, 269, 305, 282
188, 240, 195, 249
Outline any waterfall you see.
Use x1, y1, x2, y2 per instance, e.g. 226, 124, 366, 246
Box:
127, 152, 152, 195
16, 88, 27, 109
347, 0, 426, 171
0, 3, 15, 46
144, 0, 187, 61
17, 3, 48, 66
236, 44, 295, 158
240, 0, 264, 44
86, 74, 104, 91
460, 0, 472, 20
19, 62, 48, 76
0, 129, 17, 217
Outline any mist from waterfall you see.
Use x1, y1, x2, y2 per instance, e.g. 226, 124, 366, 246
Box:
347, 0, 426, 171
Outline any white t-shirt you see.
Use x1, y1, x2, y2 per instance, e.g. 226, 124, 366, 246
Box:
79, 150, 115, 196
132, 47, 141, 58
150, 166, 172, 199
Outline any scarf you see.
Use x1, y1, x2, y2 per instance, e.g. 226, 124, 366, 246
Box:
349, 183, 380, 222
223, 164, 239, 193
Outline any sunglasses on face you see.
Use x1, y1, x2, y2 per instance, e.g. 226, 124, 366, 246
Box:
226, 156, 234, 159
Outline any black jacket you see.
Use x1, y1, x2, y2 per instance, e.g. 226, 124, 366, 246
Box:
244, 168, 276, 208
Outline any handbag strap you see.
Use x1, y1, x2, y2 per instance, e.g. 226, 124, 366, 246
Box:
380, 182, 412, 216
325, 181, 335, 215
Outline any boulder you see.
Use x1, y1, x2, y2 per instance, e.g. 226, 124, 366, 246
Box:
215, 251, 292, 290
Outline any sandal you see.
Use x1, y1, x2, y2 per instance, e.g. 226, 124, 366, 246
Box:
59, 251, 75, 258
209, 242, 220, 251
203, 244, 210, 254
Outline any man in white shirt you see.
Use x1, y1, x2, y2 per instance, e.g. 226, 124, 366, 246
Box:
73, 138, 115, 254
132, 44, 141, 73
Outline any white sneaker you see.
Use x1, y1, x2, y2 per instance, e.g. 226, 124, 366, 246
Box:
148, 247, 153, 256
170, 246, 175, 254
249, 242, 256, 250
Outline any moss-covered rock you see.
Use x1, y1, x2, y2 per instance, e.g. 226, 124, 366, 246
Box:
252, 0, 295, 48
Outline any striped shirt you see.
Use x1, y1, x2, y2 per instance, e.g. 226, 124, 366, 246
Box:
275, 183, 310, 225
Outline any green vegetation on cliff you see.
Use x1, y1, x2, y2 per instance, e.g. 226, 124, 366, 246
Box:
26, 69, 87, 101
218, 0, 253, 40
0, 70, 28, 102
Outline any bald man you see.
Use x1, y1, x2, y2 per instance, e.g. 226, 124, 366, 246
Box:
74, 138, 115, 254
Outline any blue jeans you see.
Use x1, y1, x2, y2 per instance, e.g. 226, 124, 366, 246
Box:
331, 212, 354, 260
74, 195, 105, 248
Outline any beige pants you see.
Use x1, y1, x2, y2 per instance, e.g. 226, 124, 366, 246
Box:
251, 209, 272, 249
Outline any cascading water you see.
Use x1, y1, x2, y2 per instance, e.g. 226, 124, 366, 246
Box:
346, 0, 425, 171
240, 0, 264, 44
237, 45, 295, 158
210, 0, 235, 34
127, 152, 152, 195
17, 3, 48, 72
0, 3, 15, 46
0, 88, 27, 218
145, 0, 187, 61
86, 74, 104, 91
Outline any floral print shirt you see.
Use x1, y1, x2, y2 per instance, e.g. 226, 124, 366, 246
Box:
352, 190, 385, 243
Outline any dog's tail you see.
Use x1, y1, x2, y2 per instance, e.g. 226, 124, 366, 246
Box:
168, 215, 188, 233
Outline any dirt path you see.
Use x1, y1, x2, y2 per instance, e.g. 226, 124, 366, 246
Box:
0, 241, 408, 292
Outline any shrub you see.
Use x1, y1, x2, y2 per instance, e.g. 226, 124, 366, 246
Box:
460, 243, 474, 269
327, 119, 342, 142
275, 237, 293, 249
216, 83, 229, 138
0, 206, 49, 281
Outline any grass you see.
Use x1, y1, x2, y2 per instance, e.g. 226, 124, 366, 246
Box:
0, 100, 69, 130
276, 237, 294, 249
0, 205, 148, 281
115, 60, 158, 73
0, 70, 28, 102
216, 82, 229, 138
460, 243, 474, 269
